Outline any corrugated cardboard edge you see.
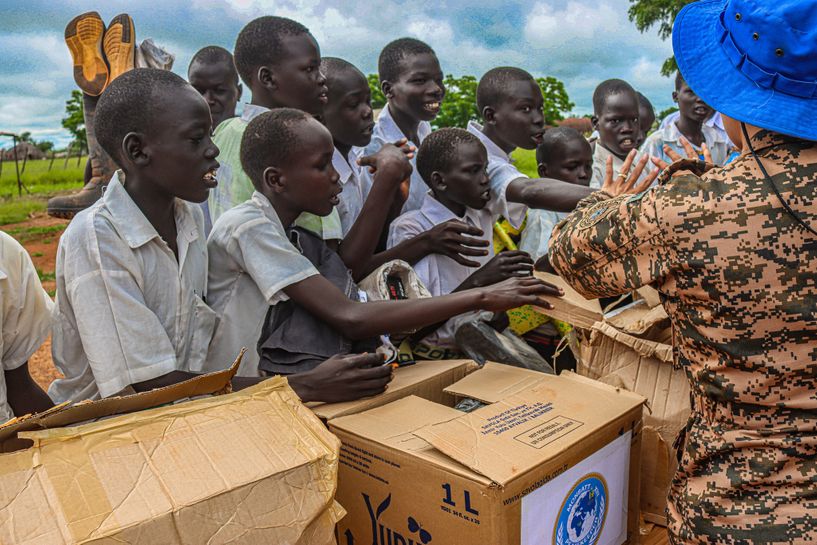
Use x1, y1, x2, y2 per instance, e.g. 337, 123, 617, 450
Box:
590, 321, 673, 363
532, 271, 603, 329
0, 350, 244, 450
443, 361, 547, 404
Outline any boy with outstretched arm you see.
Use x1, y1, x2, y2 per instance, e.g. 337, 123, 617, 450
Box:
206, 16, 341, 241
47, 69, 388, 405
0, 232, 54, 421
519, 127, 594, 263
205, 109, 558, 377
321, 57, 492, 279
589, 79, 646, 188
359, 38, 444, 214
468, 67, 595, 213
188, 46, 242, 130
388, 128, 537, 353
641, 72, 729, 166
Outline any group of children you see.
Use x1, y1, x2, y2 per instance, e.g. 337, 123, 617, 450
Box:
1, 14, 735, 420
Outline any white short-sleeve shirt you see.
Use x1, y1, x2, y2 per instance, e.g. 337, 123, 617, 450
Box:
518, 209, 567, 262
359, 104, 432, 214
466, 121, 528, 227
205, 191, 319, 376
0, 232, 53, 422
49, 173, 215, 402
333, 147, 370, 236
388, 192, 512, 348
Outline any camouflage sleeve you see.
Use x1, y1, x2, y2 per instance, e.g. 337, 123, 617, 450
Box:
547, 187, 673, 299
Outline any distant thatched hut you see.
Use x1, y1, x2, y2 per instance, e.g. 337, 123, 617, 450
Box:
556, 117, 594, 135
2, 142, 46, 161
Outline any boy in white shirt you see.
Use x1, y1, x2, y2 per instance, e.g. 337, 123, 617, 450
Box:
0, 231, 54, 421
388, 128, 537, 352
206, 109, 559, 377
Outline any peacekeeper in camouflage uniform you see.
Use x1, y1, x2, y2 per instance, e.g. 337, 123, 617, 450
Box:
549, 0, 817, 543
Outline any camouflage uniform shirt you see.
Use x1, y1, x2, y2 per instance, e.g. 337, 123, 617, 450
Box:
549, 130, 817, 544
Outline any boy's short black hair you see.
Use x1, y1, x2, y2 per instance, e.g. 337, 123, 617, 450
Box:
95, 68, 190, 163
241, 108, 311, 188
592, 79, 637, 114
234, 16, 310, 87
378, 38, 436, 83
476, 67, 535, 112
321, 57, 364, 85
675, 71, 685, 91
535, 127, 584, 165
188, 46, 239, 84
416, 127, 482, 184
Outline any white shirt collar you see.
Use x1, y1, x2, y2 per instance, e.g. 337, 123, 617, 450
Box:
332, 147, 355, 186
659, 120, 727, 146
418, 192, 483, 228
105, 171, 199, 251
377, 104, 432, 145
241, 103, 270, 123
467, 121, 513, 164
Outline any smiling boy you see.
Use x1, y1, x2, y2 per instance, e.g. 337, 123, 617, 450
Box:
641, 72, 729, 166
360, 38, 445, 214
206, 16, 342, 241
187, 46, 242, 130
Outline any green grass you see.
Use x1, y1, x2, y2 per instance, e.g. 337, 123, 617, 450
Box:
510, 148, 538, 178
5, 224, 66, 242
36, 268, 56, 283
0, 158, 86, 225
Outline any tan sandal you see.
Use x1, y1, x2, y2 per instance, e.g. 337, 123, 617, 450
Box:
103, 14, 135, 84
65, 12, 108, 96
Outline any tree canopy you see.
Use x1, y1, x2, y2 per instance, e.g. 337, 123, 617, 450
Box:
61, 90, 87, 150
628, 0, 695, 76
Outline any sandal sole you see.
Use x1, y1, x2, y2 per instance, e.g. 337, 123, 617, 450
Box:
65, 12, 108, 96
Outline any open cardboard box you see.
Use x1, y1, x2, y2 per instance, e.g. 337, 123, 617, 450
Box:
330, 363, 645, 545
0, 352, 345, 544
577, 291, 690, 526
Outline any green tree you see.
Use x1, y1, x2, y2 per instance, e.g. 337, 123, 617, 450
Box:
628, 0, 695, 76
367, 74, 387, 110
62, 90, 87, 150
35, 140, 54, 153
433, 74, 479, 130
536, 76, 574, 125
657, 105, 679, 121
18, 131, 32, 142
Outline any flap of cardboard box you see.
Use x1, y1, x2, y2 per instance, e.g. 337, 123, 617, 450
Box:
591, 321, 673, 363
415, 373, 645, 486
605, 299, 670, 337
312, 359, 477, 421
0, 350, 243, 450
532, 271, 603, 329
443, 362, 547, 404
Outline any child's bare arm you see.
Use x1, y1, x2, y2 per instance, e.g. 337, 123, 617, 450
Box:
4, 363, 54, 416
283, 273, 561, 340
505, 177, 594, 212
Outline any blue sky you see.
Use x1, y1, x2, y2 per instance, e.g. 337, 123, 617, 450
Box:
0, 0, 675, 148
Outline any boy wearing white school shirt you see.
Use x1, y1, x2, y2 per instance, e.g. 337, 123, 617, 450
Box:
49, 70, 224, 402
0, 231, 54, 421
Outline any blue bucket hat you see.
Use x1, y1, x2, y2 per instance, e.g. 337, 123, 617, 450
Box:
673, 0, 817, 141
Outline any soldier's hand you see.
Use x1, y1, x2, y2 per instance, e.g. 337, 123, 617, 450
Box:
601, 150, 658, 196
663, 137, 713, 163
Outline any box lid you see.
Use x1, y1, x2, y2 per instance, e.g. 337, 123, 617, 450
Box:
414, 373, 645, 486
532, 271, 603, 329
443, 362, 547, 404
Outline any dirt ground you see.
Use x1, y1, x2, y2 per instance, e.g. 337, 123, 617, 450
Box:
2, 211, 67, 389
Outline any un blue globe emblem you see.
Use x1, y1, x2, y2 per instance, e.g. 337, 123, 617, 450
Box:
553, 473, 608, 545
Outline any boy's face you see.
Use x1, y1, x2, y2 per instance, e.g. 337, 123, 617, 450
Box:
142, 87, 220, 203
322, 70, 374, 148
537, 138, 593, 186
486, 79, 545, 151
385, 53, 445, 123
434, 141, 490, 211
593, 91, 639, 160
188, 60, 241, 129
268, 33, 328, 116
275, 118, 340, 217
674, 80, 712, 124
637, 104, 655, 147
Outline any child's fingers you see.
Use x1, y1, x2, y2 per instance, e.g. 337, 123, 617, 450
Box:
448, 254, 483, 268
663, 144, 683, 163
343, 353, 385, 370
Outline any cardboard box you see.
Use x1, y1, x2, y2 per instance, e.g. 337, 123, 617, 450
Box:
330, 363, 644, 545
577, 300, 690, 526
533, 271, 604, 329
309, 359, 478, 421
0, 358, 345, 544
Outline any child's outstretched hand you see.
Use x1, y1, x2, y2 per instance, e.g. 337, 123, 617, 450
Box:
476, 276, 563, 312
466, 250, 533, 288
288, 353, 393, 403
422, 219, 490, 267
601, 150, 658, 197
358, 141, 414, 178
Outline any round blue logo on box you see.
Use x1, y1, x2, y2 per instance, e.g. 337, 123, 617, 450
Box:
553, 473, 608, 545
